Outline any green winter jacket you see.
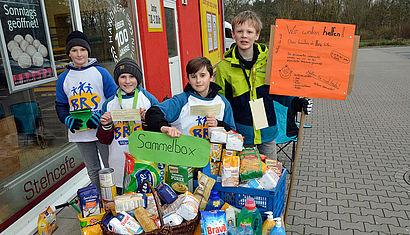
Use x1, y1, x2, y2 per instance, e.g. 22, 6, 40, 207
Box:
215, 43, 294, 145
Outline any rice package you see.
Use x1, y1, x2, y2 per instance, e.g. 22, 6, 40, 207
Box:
200, 210, 228, 235
123, 152, 167, 193
239, 148, 263, 181
176, 191, 200, 221
37, 206, 58, 235
221, 155, 240, 187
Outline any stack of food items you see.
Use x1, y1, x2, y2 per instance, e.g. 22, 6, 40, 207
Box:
207, 127, 283, 190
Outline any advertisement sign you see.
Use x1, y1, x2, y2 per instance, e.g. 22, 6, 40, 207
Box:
129, 130, 211, 168
269, 19, 356, 100
199, 0, 222, 66
146, 0, 163, 32
107, 3, 136, 63
0, 0, 57, 94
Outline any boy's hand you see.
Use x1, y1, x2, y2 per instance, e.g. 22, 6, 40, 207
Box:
206, 114, 218, 127
292, 97, 313, 115
86, 113, 101, 129
100, 112, 112, 125
140, 108, 147, 121
160, 126, 182, 138
65, 116, 83, 133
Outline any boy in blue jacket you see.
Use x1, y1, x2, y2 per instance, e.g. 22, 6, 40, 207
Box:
146, 57, 235, 138
55, 31, 117, 192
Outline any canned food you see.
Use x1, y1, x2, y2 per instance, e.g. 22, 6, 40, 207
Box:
101, 185, 117, 201
99, 168, 115, 187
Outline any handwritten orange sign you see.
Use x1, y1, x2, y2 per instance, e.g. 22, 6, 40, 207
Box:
269, 19, 356, 100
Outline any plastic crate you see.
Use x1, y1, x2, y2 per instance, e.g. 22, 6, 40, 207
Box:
213, 168, 287, 218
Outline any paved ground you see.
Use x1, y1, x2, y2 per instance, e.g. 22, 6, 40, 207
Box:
49, 46, 410, 235
284, 46, 410, 234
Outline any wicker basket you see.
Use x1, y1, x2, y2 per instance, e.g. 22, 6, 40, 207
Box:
100, 181, 200, 235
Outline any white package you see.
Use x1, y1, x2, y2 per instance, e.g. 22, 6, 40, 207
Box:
209, 127, 227, 144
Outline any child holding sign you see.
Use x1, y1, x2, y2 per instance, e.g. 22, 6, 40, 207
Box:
145, 57, 235, 138
96, 58, 159, 191
55, 31, 117, 192
215, 11, 312, 159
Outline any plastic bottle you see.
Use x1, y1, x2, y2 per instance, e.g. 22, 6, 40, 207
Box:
204, 190, 225, 211
262, 211, 276, 235
244, 225, 254, 235
269, 217, 286, 235
236, 197, 262, 235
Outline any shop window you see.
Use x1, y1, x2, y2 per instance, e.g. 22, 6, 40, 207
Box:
164, 7, 178, 58
0, 0, 72, 228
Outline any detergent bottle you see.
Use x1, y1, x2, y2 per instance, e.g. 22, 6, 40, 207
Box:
236, 197, 262, 235
204, 190, 225, 211
262, 211, 276, 235
270, 217, 286, 235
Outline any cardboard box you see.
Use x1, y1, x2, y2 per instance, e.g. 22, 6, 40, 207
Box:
168, 165, 193, 194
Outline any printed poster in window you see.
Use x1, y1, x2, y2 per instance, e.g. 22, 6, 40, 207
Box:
207, 12, 213, 52
212, 14, 218, 50
199, 0, 222, 66
0, 0, 57, 93
107, 3, 136, 63
146, 0, 163, 32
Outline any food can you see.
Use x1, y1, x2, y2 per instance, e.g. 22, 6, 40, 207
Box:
99, 168, 115, 187
101, 185, 117, 201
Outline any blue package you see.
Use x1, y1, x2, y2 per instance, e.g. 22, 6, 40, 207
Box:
200, 210, 228, 235
77, 184, 101, 218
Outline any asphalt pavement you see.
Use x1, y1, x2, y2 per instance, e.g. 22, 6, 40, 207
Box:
49, 46, 410, 235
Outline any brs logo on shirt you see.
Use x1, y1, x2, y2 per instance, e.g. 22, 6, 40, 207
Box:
189, 116, 209, 139
69, 82, 101, 110
115, 121, 143, 144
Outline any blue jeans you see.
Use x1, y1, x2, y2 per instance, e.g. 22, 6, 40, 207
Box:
76, 141, 109, 192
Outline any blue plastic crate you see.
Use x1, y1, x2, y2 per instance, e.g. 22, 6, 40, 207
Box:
212, 168, 287, 218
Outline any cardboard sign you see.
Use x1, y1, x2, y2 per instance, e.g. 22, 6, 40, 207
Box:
69, 108, 92, 130
269, 19, 356, 100
128, 130, 211, 168
190, 104, 221, 116
111, 109, 141, 122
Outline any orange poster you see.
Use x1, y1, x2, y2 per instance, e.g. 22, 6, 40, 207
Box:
269, 19, 356, 100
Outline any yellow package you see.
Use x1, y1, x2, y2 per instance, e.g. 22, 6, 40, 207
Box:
209, 143, 223, 162
222, 155, 240, 187
37, 206, 58, 235
81, 224, 102, 235
134, 207, 158, 232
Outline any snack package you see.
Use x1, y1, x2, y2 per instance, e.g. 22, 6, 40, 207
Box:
145, 193, 159, 218
163, 212, 184, 226
168, 165, 193, 194
194, 171, 216, 210
134, 207, 158, 232
209, 143, 223, 162
265, 159, 283, 177
37, 206, 58, 235
259, 169, 280, 190
221, 155, 240, 187
103, 212, 144, 234
209, 127, 227, 144
239, 148, 263, 181
81, 224, 102, 235
200, 210, 228, 235
162, 194, 184, 215
210, 161, 221, 175
114, 192, 145, 213
176, 191, 200, 221
225, 131, 243, 151
78, 185, 101, 218
123, 152, 167, 193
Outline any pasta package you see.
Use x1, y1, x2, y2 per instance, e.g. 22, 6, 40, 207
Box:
194, 171, 215, 210
221, 155, 240, 187
239, 148, 263, 181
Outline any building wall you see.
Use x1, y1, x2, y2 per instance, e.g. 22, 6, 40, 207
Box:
176, 0, 203, 86
136, 0, 171, 100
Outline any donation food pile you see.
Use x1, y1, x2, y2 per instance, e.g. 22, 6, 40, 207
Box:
72, 128, 287, 235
